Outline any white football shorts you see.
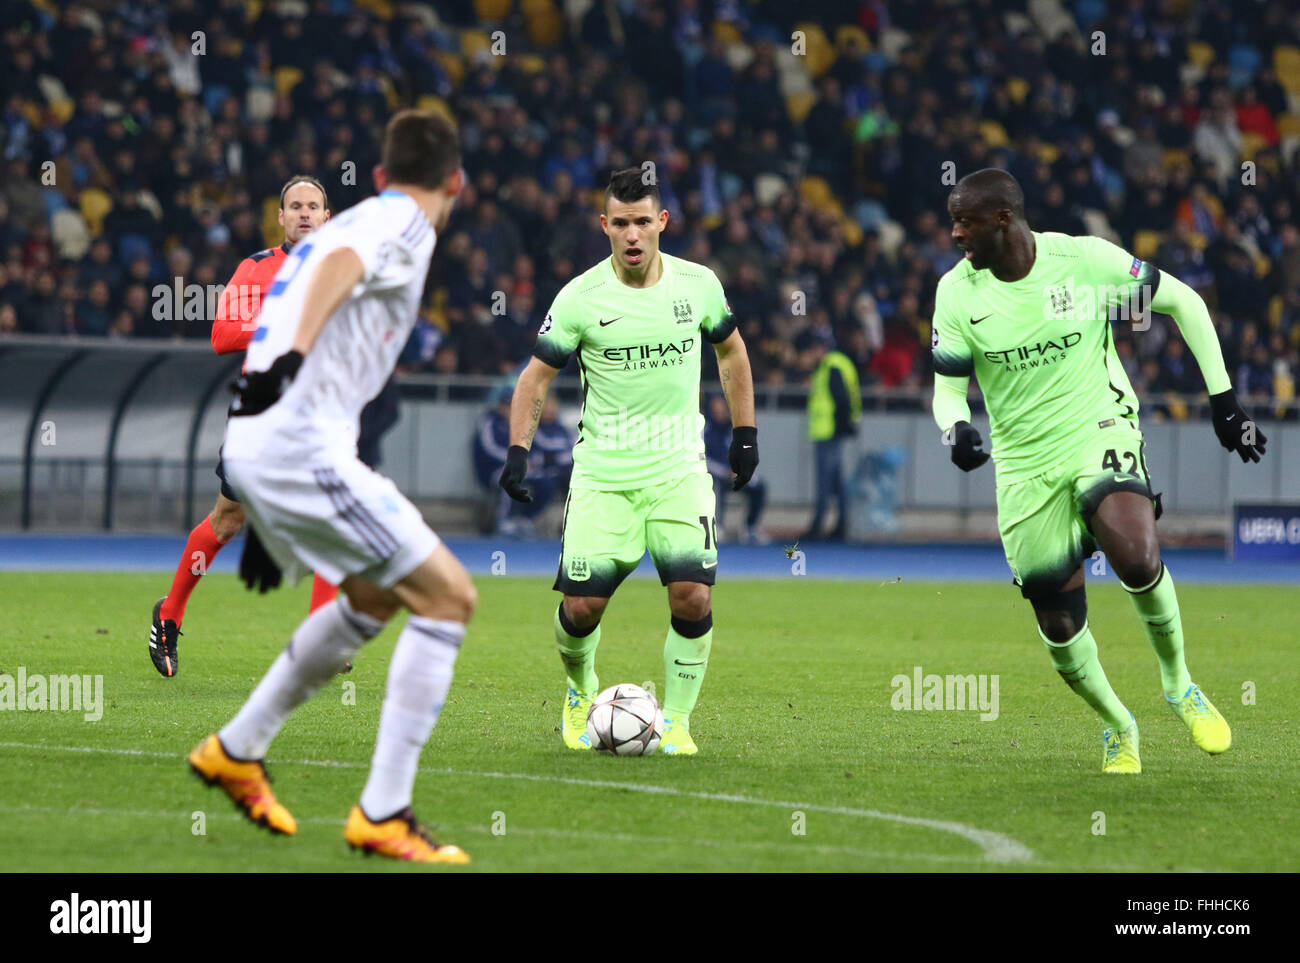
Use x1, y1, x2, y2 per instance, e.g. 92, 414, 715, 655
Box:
223, 456, 439, 589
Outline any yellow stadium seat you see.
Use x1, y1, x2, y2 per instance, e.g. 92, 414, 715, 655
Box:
979, 120, 1008, 147
1254, 253, 1271, 278
475, 0, 511, 20
799, 175, 833, 208
522, 0, 553, 13
434, 52, 465, 88
1270, 294, 1284, 329
460, 29, 493, 57
1186, 40, 1214, 69
49, 98, 76, 124
785, 91, 817, 124
1006, 76, 1030, 104
1240, 131, 1269, 161
1276, 50, 1300, 93
840, 217, 863, 247
526, 8, 564, 47
1277, 113, 1300, 137
1133, 230, 1164, 261
516, 53, 547, 74
712, 21, 743, 45
416, 96, 459, 131
1035, 143, 1059, 165
835, 25, 871, 52
274, 66, 303, 96
1162, 148, 1192, 171
354, 0, 395, 18
793, 22, 835, 78
79, 188, 112, 238
261, 196, 281, 247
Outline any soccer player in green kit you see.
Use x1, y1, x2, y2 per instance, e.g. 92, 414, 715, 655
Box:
499, 168, 758, 755
932, 169, 1267, 773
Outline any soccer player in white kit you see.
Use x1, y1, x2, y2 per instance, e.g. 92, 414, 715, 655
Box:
187, 110, 475, 864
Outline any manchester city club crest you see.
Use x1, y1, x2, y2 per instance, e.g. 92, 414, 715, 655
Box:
673, 298, 694, 324
1048, 284, 1073, 318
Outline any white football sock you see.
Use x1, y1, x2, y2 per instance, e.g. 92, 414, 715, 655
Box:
359, 617, 465, 820
220, 596, 384, 760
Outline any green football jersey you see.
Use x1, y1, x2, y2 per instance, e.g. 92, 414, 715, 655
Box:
931, 232, 1159, 482
533, 252, 736, 490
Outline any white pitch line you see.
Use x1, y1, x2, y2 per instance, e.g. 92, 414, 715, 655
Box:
0, 741, 1035, 864
0, 802, 991, 866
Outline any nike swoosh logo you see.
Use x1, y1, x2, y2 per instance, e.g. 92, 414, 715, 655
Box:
599, 317, 623, 327
1226, 414, 1235, 421
970, 314, 992, 325
741, 445, 753, 449
701, 560, 717, 569
674, 659, 706, 666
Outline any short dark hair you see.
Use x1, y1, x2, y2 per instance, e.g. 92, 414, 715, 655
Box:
381, 109, 461, 190
952, 168, 1025, 219
280, 175, 329, 211
604, 166, 661, 211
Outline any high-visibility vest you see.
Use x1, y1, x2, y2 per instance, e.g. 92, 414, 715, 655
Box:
807, 350, 861, 441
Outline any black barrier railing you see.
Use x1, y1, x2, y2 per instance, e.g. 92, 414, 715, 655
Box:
2, 335, 1297, 531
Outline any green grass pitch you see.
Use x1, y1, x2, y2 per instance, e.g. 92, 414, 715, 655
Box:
1, 572, 1295, 872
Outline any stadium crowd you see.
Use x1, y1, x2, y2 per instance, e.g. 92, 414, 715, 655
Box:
2, 0, 1299, 417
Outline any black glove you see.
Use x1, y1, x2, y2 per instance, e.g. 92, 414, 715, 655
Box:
1209, 389, 1267, 463
498, 444, 533, 503
239, 524, 282, 594
729, 426, 759, 491
230, 350, 304, 417
948, 421, 990, 472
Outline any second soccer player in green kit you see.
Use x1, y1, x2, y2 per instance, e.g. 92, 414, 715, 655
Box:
933, 169, 1267, 773
500, 168, 759, 755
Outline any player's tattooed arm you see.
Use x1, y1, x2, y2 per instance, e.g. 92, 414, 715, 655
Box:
523, 396, 543, 447
713, 329, 755, 429
510, 357, 559, 449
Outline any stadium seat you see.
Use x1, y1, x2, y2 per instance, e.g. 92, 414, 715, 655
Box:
354, 0, 395, 18
1006, 77, 1030, 104
792, 23, 835, 78
1228, 43, 1262, 88
474, 0, 511, 21
434, 52, 465, 88
1162, 148, 1192, 171
1278, 113, 1300, 137
835, 25, 871, 52
798, 175, 834, 209
274, 66, 304, 96
712, 21, 743, 46
1240, 131, 1269, 160
1186, 40, 1215, 69
52, 208, 91, 260
261, 195, 282, 246
1276, 45, 1300, 93
48, 98, 75, 124
526, 7, 564, 47
784, 91, 817, 123
416, 95, 456, 127
1133, 230, 1164, 262
79, 188, 112, 237
460, 30, 494, 57
978, 120, 1009, 147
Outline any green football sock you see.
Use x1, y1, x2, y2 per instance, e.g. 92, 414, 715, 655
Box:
554, 603, 600, 693
663, 612, 713, 720
1123, 563, 1191, 699
1040, 622, 1130, 730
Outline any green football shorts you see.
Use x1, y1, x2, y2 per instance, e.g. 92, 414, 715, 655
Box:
554, 471, 718, 597
997, 422, 1160, 598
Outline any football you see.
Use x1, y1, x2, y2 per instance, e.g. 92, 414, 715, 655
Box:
585, 683, 664, 755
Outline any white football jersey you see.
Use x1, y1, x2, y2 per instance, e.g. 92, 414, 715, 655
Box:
224, 190, 435, 464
